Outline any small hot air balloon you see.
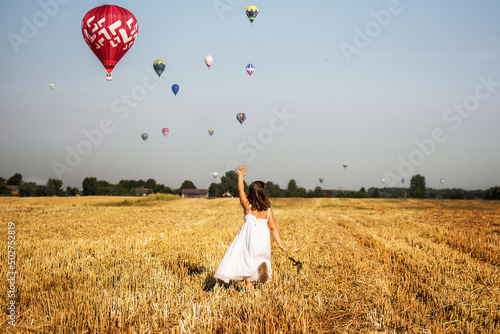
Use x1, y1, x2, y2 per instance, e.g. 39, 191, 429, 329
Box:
172, 84, 179, 96
401, 178, 405, 184
213, 172, 219, 179
162, 128, 169, 137
440, 178, 444, 184
81, 5, 139, 81
49, 82, 56, 89
205, 55, 213, 69
319, 177, 324, 184
208, 128, 214, 137
343, 163, 348, 169
246, 5, 258, 24
153, 59, 166, 77
141, 133, 148, 141
381, 178, 386, 185
246, 63, 255, 76
236, 113, 246, 124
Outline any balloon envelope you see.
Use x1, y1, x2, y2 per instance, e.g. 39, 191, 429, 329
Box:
49, 82, 55, 89
208, 128, 214, 136
141, 133, 148, 141
162, 128, 169, 137
246, 5, 258, 24
205, 55, 213, 68
212, 172, 218, 179
246, 63, 255, 76
172, 84, 179, 95
343, 163, 348, 169
401, 178, 405, 184
153, 59, 166, 77
236, 113, 246, 124
82, 5, 139, 79
319, 177, 324, 184
172, 84, 179, 96
382, 178, 386, 185
440, 178, 444, 184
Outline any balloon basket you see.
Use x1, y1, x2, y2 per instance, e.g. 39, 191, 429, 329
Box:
106, 73, 112, 81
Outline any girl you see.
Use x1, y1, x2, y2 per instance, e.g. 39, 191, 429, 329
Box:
214, 165, 288, 290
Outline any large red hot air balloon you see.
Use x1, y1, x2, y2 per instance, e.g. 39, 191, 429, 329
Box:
81, 5, 139, 81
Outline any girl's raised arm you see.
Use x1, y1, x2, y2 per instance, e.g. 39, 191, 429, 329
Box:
235, 165, 250, 214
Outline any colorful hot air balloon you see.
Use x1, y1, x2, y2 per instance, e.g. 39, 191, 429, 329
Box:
49, 82, 56, 89
401, 178, 405, 184
246, 5, 258, 24
246, 63, 255, 76
343, 162, 348, 169
319, 177, 324, 184
205, 55, 213, 69
208, 128, 214, 137
141, 133, 148, 141
381, 178, 386, 185
81, 5, 139, 81
213, 172, 219, 179
440, 178, 444, 184
162, 128, 169, 137
236, 113, 246, 124
172, 84, 179, 96
153, 59, 165, 77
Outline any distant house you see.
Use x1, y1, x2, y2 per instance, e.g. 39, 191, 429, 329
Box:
181, 189, 209, 198
7, 186, 19, 196
322, 189, 333, 197
135, 187, 151, 196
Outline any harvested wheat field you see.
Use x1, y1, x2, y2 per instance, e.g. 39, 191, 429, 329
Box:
0, 195, 499, 333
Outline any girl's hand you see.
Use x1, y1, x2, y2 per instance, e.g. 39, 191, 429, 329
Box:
278, 244, 288, 255
235, 165, 247, 177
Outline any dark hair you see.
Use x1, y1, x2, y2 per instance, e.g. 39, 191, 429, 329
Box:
247, 181, 271, 211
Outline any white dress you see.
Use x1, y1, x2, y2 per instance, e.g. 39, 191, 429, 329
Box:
214, 206, 272, 283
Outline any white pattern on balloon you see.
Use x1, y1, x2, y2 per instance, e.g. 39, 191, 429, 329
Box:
83, 16, 137, 50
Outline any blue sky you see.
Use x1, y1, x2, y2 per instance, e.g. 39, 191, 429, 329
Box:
1, 0, 499, 191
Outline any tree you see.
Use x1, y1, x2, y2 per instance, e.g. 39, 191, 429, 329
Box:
66, 186, 79, 196
180, 180, 197, 190
111, 187, 129, 196
485, 186, 500, 200
286, 179, 298, 197
19, 182, 37, 197
36, 185, 48, 197
355, 187, 368, 198
409, 174, 426, 199
209, 183, 224, 197
451, 189, 465, 200
296, 187, 307, 197
371, 188, 380, 198
220, 171, 239, 197
266, 182, 284, 197
0, 177, 10, 195
46, 179, 63, 196
7, 173, 23, 186
313, 186, 326, 198
145, 178, 157, 190
82, 177, 98, 196
155, 184, 175, 194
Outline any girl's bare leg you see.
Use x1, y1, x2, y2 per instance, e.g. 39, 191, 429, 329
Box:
245, 280, 253, 290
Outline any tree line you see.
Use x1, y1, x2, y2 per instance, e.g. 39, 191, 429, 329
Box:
1, 172, 499, 200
